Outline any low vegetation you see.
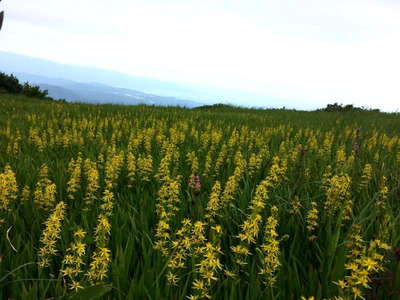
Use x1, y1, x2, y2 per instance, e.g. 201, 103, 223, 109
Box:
0, 91, 399, 299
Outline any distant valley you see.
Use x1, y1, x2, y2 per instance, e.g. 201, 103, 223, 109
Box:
0, 51, 309, 109
0, 51, 218, 107
12, 72, 204, 107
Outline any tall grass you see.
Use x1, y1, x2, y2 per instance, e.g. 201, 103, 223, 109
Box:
0, 93, 399, 299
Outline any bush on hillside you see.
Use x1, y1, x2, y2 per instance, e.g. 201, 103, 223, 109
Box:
0, 71, 49, 99
22, 82, 48, 98
0, 72, 23, 94
318, 102, 380, 113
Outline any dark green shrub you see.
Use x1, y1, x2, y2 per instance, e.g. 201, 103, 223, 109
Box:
22, 82, 48, 98
0, 72, 50, 99
318, 102, 380, 113
0, 72, 23, 93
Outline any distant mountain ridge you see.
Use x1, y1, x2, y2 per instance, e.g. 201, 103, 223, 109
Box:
0, 51, 217, 104
13, 72, 204, 107
0, 51, 304, 108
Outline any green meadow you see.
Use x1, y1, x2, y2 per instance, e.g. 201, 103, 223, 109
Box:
0, 93, 399, 299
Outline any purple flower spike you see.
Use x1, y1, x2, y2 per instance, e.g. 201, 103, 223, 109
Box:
188, 174, 201, 195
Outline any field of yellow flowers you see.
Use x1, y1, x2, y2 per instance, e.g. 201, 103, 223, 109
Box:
0, 94, 399, 299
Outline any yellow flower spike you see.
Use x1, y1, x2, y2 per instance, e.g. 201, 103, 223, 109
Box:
186, 151, 199, 175
38, 201, 67, 268
306, 201, 319, 241
83, 158, 100, 207
205, 181, 222, 222
61, 228, 87, 289
359, 164, 372, 191
324, 173, 351, 217
0, 165, 18, 212
34, 164, 57, 210
376, 176, 388, 209
66, 154, 82, 200
337, 226, 389, 300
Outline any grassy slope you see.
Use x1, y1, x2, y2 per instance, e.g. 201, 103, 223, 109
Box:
0, 93, 399, 299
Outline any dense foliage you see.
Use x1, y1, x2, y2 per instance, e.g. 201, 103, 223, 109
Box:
0, 93, 399, 299
318, 103, 381, 113
0, 72, 49, 99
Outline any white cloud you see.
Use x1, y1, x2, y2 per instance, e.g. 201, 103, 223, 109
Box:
1, 0, 400, 111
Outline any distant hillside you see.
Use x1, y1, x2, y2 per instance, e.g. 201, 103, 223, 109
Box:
12, 73, 204, 107
0, 51, 302, 109
0, 51, 199, 100
194, 103, 242, 111
0, 51, 220, 105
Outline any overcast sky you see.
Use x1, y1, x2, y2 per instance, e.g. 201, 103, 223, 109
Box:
1, 0, 400, 111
